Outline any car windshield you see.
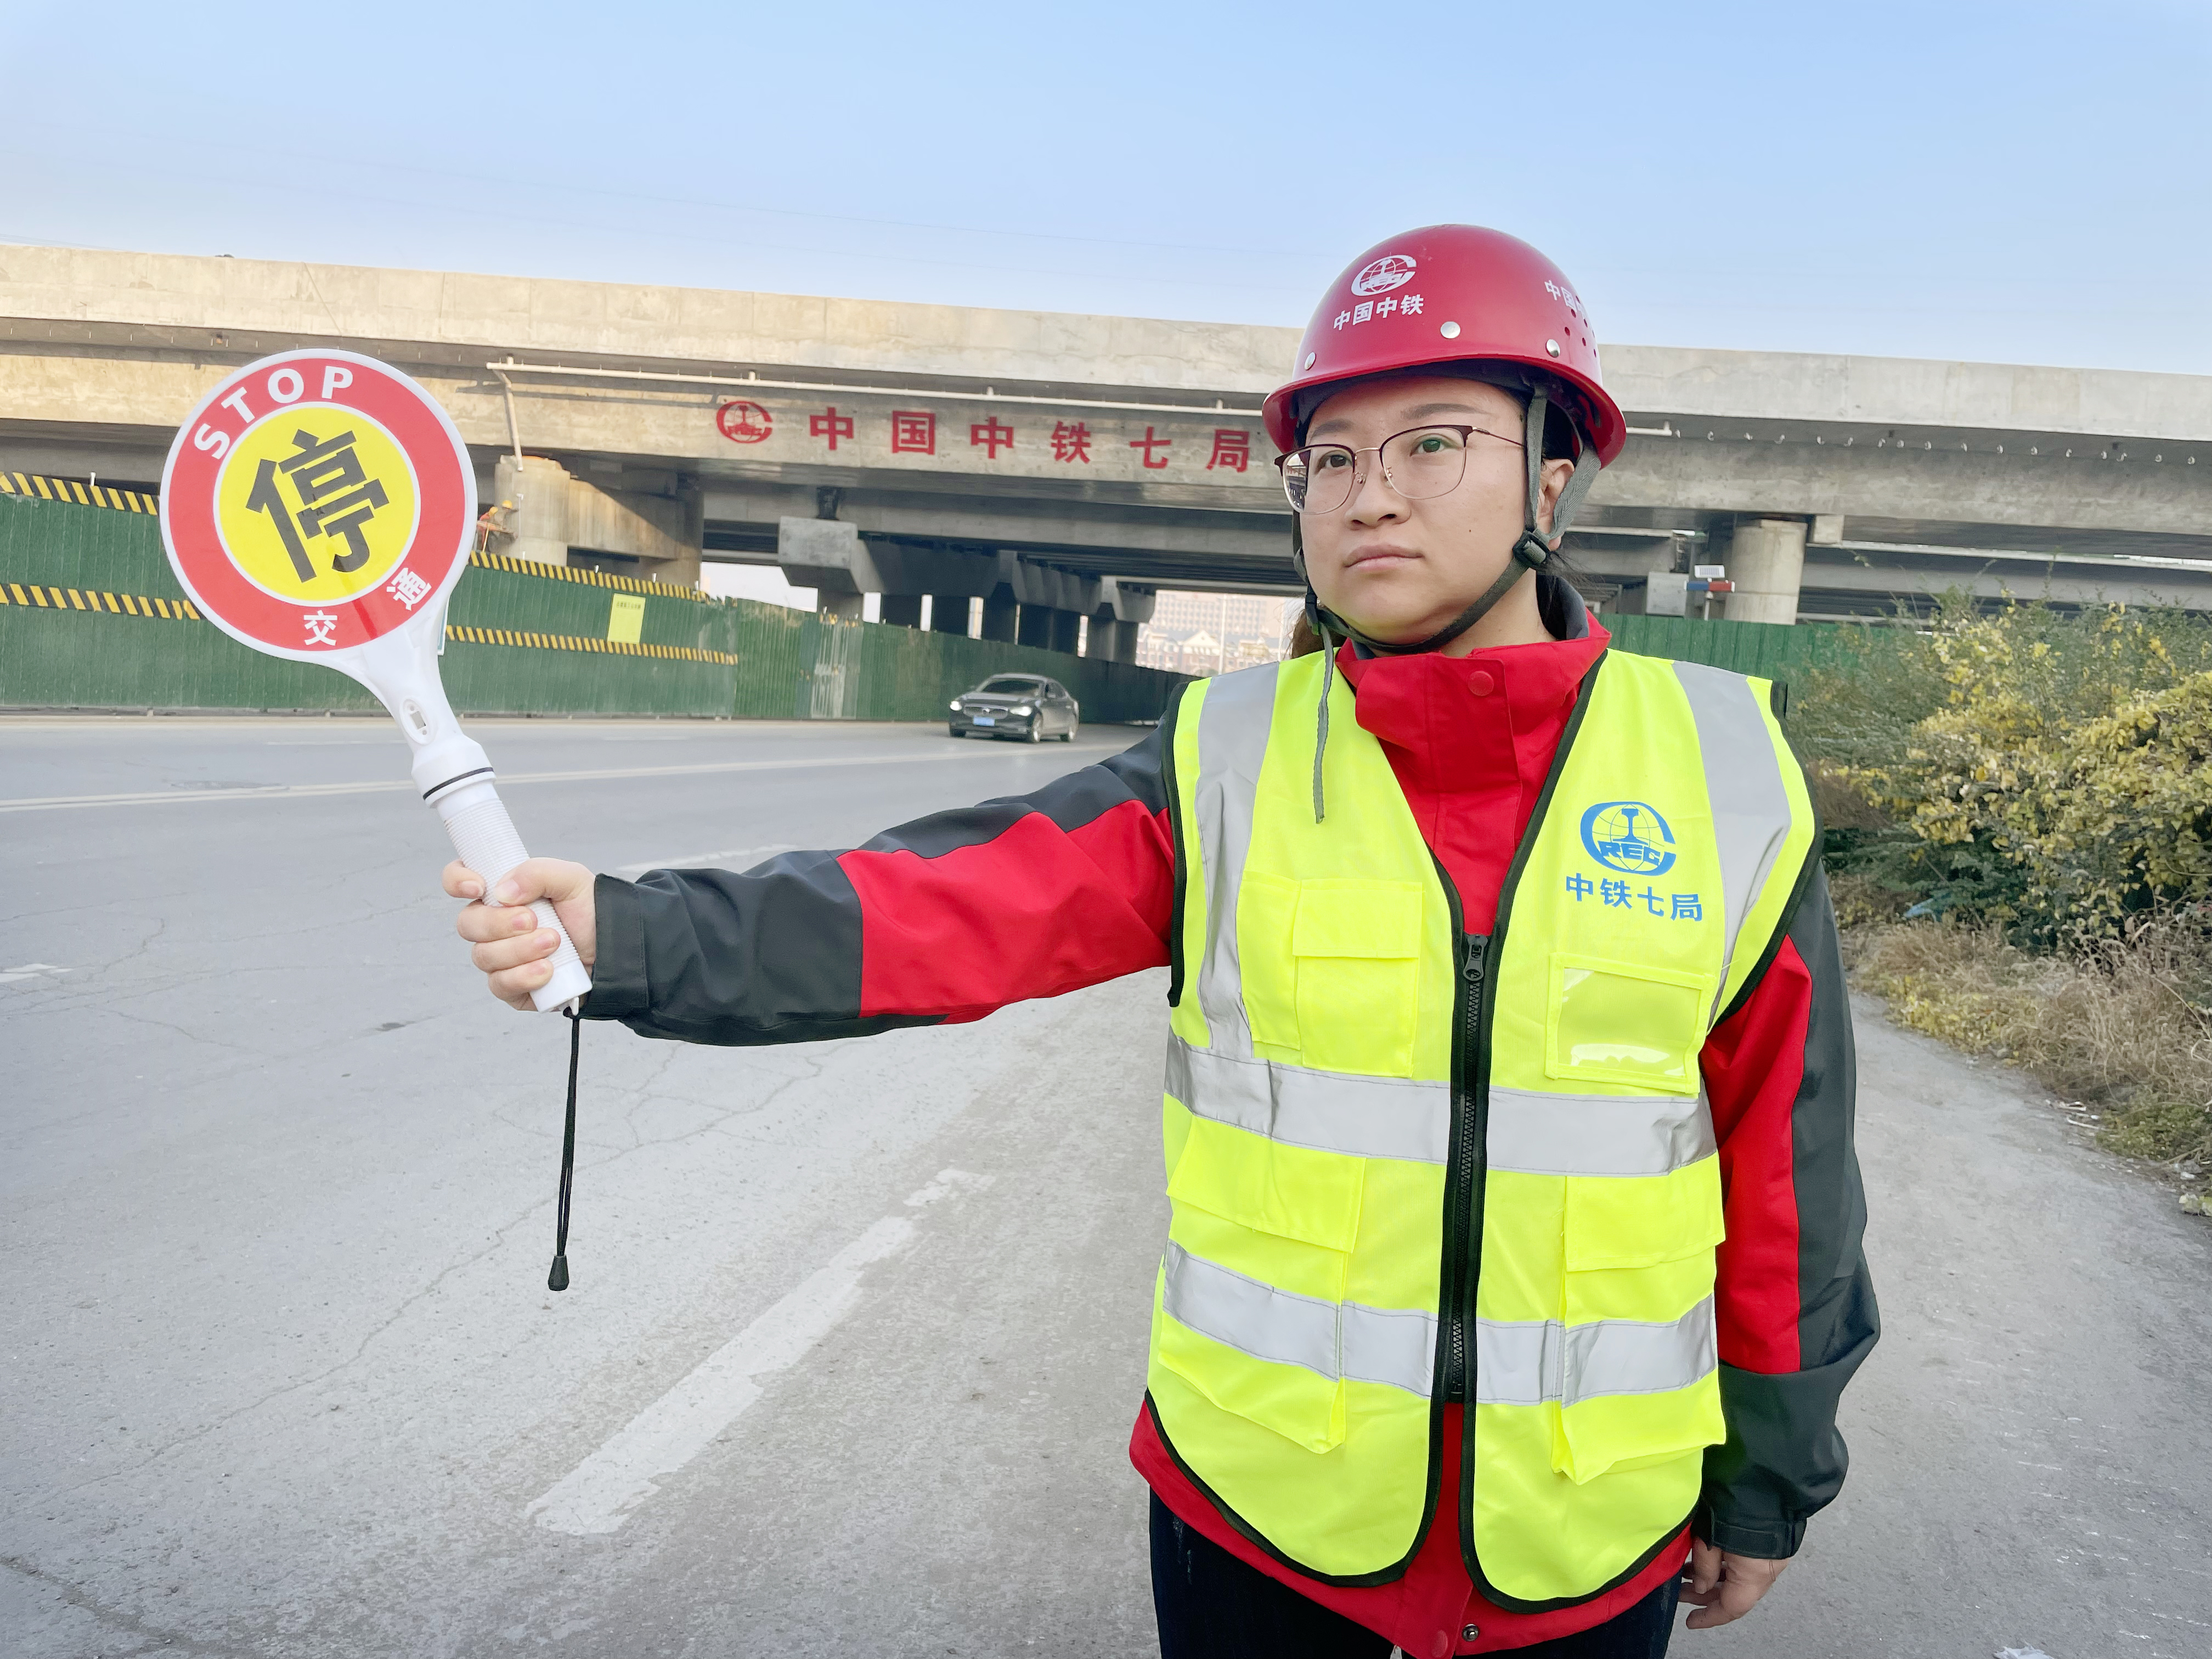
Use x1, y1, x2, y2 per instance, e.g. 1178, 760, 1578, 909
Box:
978, 678, 1037, 695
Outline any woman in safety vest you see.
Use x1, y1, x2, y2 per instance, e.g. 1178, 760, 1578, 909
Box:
447, 225, 1877, 1658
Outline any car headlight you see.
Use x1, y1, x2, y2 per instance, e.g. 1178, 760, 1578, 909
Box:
949, 699, 963, 712
1013, 704, 1034, 715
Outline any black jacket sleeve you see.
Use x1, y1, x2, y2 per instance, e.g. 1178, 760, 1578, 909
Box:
1696, 869, 1880, 1558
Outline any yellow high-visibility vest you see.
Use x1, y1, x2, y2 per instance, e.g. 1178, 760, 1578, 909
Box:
1147, 647, 1816, 1609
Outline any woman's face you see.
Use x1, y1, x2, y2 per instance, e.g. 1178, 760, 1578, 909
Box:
1297, 374, 1570, 648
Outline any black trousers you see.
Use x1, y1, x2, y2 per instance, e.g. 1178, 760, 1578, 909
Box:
1151, 1495, 1678, 1659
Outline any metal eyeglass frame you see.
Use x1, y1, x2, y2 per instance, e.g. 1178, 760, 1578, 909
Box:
1274, 422, 1525, 516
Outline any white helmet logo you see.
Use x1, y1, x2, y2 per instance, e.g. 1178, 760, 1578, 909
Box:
1350, 255, 1417, 296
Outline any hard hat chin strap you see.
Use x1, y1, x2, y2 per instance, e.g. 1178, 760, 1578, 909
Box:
1293, 385, 1601, 658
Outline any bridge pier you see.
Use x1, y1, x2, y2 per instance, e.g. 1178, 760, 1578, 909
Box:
879, 594, 924, 628
930, 595, 973, 636
980, 589, 1019, 643
1725, 517, 1808, 625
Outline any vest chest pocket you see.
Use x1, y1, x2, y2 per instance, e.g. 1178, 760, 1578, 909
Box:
1159, 1116, 1368, 1453
1552, 1157, 1726, 1482
1544, 954, 1713, 1095
1242, 877, 1424, 1074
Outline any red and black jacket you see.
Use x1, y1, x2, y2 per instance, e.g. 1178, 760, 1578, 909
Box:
580, 582, 1877, 1652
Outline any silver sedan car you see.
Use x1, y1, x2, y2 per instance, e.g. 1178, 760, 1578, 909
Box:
947, 674, 1080, 742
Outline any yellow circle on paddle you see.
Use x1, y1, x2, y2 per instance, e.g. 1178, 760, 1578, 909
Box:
213, 407, 420, 603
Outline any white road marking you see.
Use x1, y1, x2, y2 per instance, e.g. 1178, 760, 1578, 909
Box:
0, 962, 71, 986
524, 1168, 992, 1536
0, 742, 1102, 814
615, 844, 797, 876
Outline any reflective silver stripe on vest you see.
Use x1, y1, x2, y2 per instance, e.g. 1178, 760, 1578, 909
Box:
1486, 1088, 1717, 1177
1474, 1297, 1716, 1408
1163, 1243, 1437, 1397
1672, 662, 1792, 1001
1165, 1035, 1451, 1165
1190, 664, 1280, 1058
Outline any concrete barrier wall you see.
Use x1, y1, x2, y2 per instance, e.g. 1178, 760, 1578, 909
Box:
0, 489, 1187, 723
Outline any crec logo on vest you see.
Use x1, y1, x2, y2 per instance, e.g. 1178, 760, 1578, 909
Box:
1579, 801, 1678, 875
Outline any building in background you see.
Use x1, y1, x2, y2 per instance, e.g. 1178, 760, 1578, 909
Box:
1136, 592, 1299, 676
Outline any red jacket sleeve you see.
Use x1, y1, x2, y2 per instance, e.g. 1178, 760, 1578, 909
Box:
1695, 865, 1879, 1558
581, 728, 1175, 1044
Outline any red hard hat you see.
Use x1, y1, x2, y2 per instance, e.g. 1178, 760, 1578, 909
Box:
1263, 225, 1627, 467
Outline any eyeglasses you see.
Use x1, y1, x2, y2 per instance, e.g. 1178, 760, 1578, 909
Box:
1276, 424, 1523, 517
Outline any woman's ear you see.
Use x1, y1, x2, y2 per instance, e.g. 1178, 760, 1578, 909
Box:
1534, 455, 1576, 538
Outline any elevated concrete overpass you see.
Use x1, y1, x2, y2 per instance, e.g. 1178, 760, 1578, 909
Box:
5, 245, 2211, 654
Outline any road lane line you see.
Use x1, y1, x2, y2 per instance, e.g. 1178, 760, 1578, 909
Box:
0, 742, 1115, 814
524, 1168, 992, 1536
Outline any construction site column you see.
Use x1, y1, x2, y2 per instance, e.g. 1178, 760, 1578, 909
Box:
1726, 517, 1808, 626
879, 594, 923, 628
930, 595, 973, 636
1048, 610, 1082, 654
980, 588, 1019, 642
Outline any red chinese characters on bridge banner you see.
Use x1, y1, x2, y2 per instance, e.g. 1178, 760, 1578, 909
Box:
780, 404, 1257, 470
890, 410, 936, 455
1206, 430, 1250, 472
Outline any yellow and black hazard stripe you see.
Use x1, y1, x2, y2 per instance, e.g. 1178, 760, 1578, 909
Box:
444, 623, 737, 664
467, 550, 730, 606
0, 473, 160, 512
0, 581, 201, 619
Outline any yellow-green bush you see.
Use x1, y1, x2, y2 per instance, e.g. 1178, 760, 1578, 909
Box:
1837, 606, 2212, 943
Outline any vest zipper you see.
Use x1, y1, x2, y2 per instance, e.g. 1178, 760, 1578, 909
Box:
1442, 934, 1491, 1404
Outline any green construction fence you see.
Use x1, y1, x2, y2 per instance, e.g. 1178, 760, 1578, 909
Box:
0, 485, 1187, 723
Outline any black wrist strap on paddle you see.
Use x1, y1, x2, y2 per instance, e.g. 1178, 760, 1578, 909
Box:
548, 1005, 581, 1292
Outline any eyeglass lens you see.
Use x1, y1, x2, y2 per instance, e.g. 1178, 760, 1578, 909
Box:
1282, 427, 1472, 515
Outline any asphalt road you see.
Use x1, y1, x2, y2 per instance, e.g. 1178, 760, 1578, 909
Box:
4, 715, 2207, 1659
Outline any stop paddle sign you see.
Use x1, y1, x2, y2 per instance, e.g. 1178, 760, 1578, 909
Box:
161, 350, 590, 1012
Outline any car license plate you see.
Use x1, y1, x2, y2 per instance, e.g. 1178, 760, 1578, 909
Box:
973, 715, 995, 726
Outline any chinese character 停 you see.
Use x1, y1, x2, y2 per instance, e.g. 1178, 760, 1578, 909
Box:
970, 417, 1015, 459
1600, 878, 1630, 909
303, 610, 339, 646
247, 427, 390, 583
1565, 873, 1595, 902
384, 567, 431, 611
1672, 893, 1703, 921
890, 410, 936, 455
1207, 430, 1251, 473
809, 407, 855, 450
1051, 420, 1092, 464
1129, 426, 1171, 470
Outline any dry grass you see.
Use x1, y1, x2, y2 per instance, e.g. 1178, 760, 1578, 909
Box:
1837, 880, 2212, 1175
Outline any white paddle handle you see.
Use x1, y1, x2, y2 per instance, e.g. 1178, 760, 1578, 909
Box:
436, 782, 593, 1012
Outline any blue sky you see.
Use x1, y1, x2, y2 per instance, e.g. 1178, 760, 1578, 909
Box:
4, 1, 2206, 373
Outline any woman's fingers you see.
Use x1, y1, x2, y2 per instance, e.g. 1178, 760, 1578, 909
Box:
443, 860, 486, 900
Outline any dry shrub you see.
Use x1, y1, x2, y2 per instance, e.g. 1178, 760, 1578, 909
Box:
1849, 915, 2212, 1167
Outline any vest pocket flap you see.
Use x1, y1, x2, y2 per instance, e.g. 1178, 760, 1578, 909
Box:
1551, 1374, 1724, 1485
1293, 879, 1424, 959
1562, 1156, 1724, 1272
1158, 1306, 1347, 1454
1168, 1116, 1367, 1252
1544, 953, 1713, 1094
